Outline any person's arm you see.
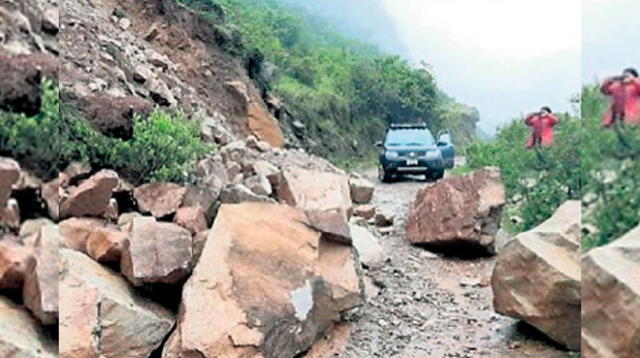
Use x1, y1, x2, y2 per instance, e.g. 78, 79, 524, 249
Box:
600, 77, 619, 95
524, 113, 537, 126
550, 114, 561, 126
631, 78, 640, 93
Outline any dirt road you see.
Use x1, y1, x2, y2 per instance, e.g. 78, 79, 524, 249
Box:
338, 169, 572, 358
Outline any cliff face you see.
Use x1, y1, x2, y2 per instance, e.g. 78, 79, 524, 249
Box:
60, 0, 283, 146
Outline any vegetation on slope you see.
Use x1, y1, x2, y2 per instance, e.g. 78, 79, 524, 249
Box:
179, 0, 478, 167
0, 80, 212, 184
581, 85, 640, 249
465, 110, 581, 234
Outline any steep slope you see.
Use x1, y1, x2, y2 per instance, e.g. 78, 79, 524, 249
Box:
60, 0, 282, 146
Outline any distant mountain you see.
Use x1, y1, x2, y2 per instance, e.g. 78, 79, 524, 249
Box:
279, 0, 409, 57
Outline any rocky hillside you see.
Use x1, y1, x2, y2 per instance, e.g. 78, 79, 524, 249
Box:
60, 0, 284, 148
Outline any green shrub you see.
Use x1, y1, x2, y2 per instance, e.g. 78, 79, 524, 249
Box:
60, 108, 214, 185
465, 113, 581, 233
581, 85, 640, 249
1, 79, 213, 184
181, 0, 477, 167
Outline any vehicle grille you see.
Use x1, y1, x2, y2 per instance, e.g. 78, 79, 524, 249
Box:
398, 151, 426, 158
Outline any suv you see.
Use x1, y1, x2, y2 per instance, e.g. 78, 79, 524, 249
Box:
376, 123, 455, 182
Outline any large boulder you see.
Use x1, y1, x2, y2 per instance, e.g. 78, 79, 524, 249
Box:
0, 53, 58, 116
60, 169, 119, 218
134, 182, 186, 218
0, 296, 57, 358
582, 225, 640, 358
406, 167, 506, 254
23, 224, 59, 325
59, 249, 174, 358
277, 168, 352, 217
0, 236, 32, 289
121, 221, 193, 286
491, 201, 581, 350
0, 157, 20, 208
164, 203, 363, 358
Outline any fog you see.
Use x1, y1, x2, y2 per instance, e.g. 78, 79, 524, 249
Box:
582, 0, 640, 83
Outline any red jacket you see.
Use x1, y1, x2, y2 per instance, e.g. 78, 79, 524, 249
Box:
600, 78, 640, 126
525, 113, 560, 148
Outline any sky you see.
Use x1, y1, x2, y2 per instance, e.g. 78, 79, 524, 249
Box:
380, 0, 582, 134
582, 0, 640, 83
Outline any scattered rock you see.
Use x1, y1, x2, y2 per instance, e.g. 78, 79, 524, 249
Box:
167, 203, 363, 358
406, 167, 505, 254
23, 225, 59, 325
134, 182, 186, 218
349, 177, 375, 204
306, 208, 352, 245
59, 217, 106, 253
41, 177, 60, 220
374, 211, 395, 227
244, 174, 272, 196
0, 198, 20, 230
76, 95, 153, 139
252, 160, 281, 187
41, 7, 59, 34
0, 157, 20, 208
0, 296, 57, 358
173, 206, 207, 235
353, 205, 376, 220
192, 230, 209, 263
59, 249, 174, 358
350, 224, 385, 269
63, 162, 91, 183
0, 237, 32, 289
582, 225, 640, 358
220, 183, 274, 204
491, 201, 581, 350
86, 226, 127, 263
60, 169, 119, 218
121, 221, 193, 286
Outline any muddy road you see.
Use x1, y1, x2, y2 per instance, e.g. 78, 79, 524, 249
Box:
337, 168, 572, 358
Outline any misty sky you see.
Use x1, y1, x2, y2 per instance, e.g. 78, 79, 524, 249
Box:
582, 0, 640, 83
380, 0, 581, 134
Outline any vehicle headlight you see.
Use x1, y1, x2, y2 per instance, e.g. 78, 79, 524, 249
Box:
425, 150, 441, 160
385, 151, 399, 159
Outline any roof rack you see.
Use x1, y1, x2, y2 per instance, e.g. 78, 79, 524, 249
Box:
389, 122, 428, 130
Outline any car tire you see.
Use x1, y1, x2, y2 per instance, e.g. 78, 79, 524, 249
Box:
429, 169, 445, 181
379, 166, 392, 183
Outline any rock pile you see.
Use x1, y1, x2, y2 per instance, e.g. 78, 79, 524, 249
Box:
1, 129, 384, 357
0, 157, 59, 356
406, 167, 506, 255
491, 200, 581, 350
582, 225, 640, 358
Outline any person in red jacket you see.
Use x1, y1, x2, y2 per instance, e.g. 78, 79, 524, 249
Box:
525, 106, 560, 149
600, 68, 640, 127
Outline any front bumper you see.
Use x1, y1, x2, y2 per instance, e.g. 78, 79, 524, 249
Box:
382, 158, 445, 173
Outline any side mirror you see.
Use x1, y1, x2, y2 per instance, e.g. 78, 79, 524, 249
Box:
375, 141, 383, 147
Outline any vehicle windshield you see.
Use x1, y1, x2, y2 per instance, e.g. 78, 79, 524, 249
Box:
385, 129, 435, 147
